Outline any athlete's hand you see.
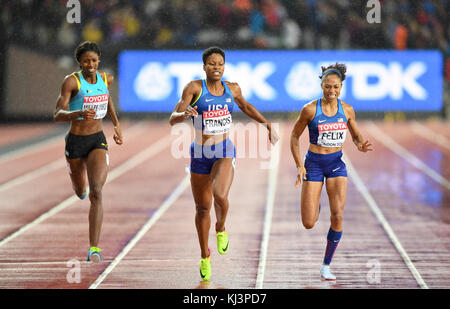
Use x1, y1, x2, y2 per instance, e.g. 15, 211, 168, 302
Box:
184, 105, 198, 119
113, 125, 123, 145
268, 125, 279, 145
81, 108, 96, 120
357, 140, 373, 152
295, 165, 307, 187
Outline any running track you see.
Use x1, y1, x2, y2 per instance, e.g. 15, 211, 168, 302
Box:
0, 119, 449, 289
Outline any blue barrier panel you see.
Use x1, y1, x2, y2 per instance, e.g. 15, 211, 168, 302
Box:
118, 50, 443, 112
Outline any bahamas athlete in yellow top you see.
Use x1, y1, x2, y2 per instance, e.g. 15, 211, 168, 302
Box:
54, 41, 123, 263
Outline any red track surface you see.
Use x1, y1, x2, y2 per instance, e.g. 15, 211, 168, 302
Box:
0, 119, 449, 289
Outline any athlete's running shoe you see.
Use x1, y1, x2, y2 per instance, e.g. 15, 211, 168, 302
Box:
199, 249, 211, 281
320, 265, 336, 281
87, 246, 102, 262
79, 189, 87, 200
216, 230, 229, 255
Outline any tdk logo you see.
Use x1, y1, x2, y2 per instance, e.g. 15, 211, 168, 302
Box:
133, 61, 427, 102
133, 62, 276, 101
120, 50, 442, 112
286, 61, 427, 101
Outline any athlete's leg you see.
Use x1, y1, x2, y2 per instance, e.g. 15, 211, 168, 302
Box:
301, 181, 323, 229
320, 176, 347, 278
66, 157, 87, 198
325, 176, 347, 232
210, 158, 234, 233
190, 172, 213, 258
85, 148, 108, 248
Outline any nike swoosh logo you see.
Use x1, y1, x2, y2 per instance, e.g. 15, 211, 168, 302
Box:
200, 270, 207, 279
332, 167, 340, 172
205, 98, 214, 102
318, 120, 326, 123
222, 241, 229, 252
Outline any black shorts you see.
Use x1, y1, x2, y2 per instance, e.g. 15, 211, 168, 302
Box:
65, 131, 108, 159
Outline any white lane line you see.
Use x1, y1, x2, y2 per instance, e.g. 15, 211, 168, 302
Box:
367, 122, 450, 190
0, 122, 148, 192
411, 121, 450, 151
0, 135, 62, 165
255, 126, 282, 289
0, 160, 63, 192
89, 175, 190, 289
344, 152, 429, 289
0, 134, 174, 248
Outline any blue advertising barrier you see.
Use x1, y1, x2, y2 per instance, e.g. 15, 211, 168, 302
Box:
118, 50, 443, 112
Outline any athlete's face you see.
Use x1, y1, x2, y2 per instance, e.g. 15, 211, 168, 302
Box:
321, 74, 342, 101
203, 53, 225, 81
78, 51, 100, 75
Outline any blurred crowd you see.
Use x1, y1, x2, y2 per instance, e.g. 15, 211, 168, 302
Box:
1, 0, 449, 80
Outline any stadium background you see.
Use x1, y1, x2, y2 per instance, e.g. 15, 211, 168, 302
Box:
0, 0, 449, 120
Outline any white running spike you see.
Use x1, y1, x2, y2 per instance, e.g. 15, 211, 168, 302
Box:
320, 265, 336, 281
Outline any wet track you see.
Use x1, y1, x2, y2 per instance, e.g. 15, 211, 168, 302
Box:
0, 119, 449, 289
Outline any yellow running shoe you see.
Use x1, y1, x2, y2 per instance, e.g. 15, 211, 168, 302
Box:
216, 230, 229, 255
199, 249, 211, 281
87, 246, 102, 262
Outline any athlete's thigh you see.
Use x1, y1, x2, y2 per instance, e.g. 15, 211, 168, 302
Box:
301, 180, 323, 221
325, 176, 347, 213
66, 157, 87, 188
190, 172, 213, 208
210, 158, 234, 198
86, 148, 108, 187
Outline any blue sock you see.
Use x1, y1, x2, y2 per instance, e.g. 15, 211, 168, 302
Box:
323, 228, 342, 265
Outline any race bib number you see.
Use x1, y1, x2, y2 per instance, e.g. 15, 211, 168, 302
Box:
317, 121, 347, 147
203, 108, 232, 135
83, 94, 109, 119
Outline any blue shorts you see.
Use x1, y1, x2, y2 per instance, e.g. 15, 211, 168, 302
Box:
304, 150, 347, 182
190, 138, 236, 175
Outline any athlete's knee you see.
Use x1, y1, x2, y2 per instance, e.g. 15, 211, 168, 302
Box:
88, 184, 103, 202
213, 191, 228, 207
195, 204, 210, 217
302, 219, 315, 230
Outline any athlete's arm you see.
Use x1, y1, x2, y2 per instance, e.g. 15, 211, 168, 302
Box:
54, 75, 95, 122
103, 73, 123, 145
290, 102, 315, 187
228, 82, 278, 145
169, 81, 200, 126
343, 103, 372, 152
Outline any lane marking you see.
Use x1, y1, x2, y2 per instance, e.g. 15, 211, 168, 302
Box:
0, 135, 62, 165
0, 160, 63, 192
0, 133, 174, 248
411, 121, 450, 151
89, 175, 190, 289
0, 123, 148, 192
255, 125, 282, 289
344, 152, 429, 289
367, 122, 450, 190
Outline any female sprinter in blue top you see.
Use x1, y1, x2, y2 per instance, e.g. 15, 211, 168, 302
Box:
170, 46, 278, 281
290, 63, 372, 280
54, 41, 123, 263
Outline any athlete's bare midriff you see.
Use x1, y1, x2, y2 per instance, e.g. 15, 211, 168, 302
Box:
308, 143, 343, 155
195, 130, 228, 145
69, 119, 103, 135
